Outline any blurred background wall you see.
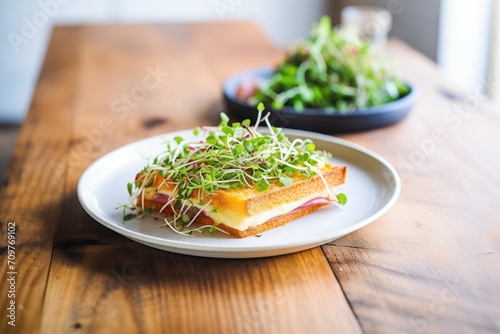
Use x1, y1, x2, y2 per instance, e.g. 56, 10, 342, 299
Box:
332, 0, 441, 61
0, 0, 497, 124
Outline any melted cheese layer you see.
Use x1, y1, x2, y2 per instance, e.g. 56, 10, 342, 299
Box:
203, 192, 328, 231
147, 189, 331, 231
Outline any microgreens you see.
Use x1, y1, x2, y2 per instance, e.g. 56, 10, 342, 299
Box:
249, 16, 410, 111
123, 104, 346, 235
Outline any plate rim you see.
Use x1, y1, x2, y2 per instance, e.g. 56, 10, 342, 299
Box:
77, 128, 401, 257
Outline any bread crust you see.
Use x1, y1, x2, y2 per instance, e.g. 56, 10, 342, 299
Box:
138, 165, 347, 238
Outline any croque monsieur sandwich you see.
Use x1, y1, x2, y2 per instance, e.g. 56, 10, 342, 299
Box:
124, 106, 347, 238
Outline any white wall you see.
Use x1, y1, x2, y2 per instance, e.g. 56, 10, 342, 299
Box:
332, 0, 441, 61
0, 0, 333, 124
489, 0, 500, 103
437, 0, 493, 94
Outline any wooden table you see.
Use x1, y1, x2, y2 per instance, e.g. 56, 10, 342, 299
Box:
1, 22, 500, 334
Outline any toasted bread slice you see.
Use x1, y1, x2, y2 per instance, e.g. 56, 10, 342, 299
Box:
138, 164, 347, 238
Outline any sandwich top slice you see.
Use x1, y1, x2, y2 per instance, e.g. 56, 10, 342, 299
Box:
125, 106, 347, 238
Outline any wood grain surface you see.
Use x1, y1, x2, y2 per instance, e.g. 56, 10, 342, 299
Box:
1, 22, 499, 334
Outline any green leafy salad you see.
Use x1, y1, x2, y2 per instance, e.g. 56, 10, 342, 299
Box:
241, 16, 409, 112
123, 104, 346, 236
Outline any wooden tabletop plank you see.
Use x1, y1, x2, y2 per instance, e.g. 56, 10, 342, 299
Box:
325, 40, 500, 333
28, 23, 361, 334
0, 27, 82, 334
42, 244, 362, 333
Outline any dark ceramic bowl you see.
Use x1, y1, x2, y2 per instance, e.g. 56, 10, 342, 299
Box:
223, 67, 418, 134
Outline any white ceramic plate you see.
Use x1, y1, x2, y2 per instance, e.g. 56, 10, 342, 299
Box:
77, 129, 400, 258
